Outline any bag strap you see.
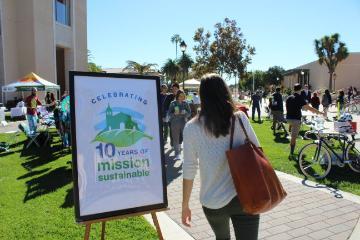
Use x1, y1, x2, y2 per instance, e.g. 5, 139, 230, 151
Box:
230, 114, 251, 149
238, 115, 250, 143
229, 115, 235, 149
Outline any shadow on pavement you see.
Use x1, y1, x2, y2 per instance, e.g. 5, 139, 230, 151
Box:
165, 146, 183, 186
301, 179, 344, 199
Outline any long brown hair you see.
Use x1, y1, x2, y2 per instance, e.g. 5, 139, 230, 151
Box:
198, 74, 235, 137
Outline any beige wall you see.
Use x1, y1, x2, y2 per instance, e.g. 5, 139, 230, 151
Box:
33, 0, 56, 84
74, 0, 88, 72
0, 0, 87, 102
0, 0, 4, 100
284, 53, 360, 91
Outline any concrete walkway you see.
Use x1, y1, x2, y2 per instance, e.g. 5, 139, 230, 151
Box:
164, 143, 360, 240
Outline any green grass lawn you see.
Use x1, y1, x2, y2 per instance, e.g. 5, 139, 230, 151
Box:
251, 119, 360, 196
0, 130, 158, 240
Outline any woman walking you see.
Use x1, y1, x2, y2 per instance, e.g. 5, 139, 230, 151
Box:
168, 90, 191, 160
321, 89, 332, 118
182, 74, 260, 240
310, 92, 320, 110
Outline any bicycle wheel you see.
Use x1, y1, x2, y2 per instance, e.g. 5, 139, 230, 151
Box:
349, 104, 358, 114
298, 142, 332, 179
346, 142, 360, 173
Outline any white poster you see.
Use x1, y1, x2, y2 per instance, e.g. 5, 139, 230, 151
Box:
71, 73, 166, 220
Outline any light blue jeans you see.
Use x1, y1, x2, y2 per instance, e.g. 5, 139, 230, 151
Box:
27, 114, 38, 134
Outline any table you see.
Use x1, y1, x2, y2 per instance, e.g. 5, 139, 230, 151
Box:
0, 108, 5, 123
10, 107, 27, 118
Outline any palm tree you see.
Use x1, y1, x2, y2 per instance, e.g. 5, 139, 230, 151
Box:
177, 53, 194, 88
161, 59, 180, 83
171, 34, 182, 59
124, 61, 158, 75
314, 33, 349, 91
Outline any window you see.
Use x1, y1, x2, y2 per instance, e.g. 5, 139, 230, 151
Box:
55, 0, 71, 26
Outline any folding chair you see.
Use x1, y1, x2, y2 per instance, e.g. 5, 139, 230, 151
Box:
18, 123, 42, 149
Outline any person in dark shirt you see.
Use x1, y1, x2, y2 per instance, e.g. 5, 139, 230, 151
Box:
250, 91, 262, 122
286, 84, 324, 159
300, 84, 312, 103
271, 87, 286, 134
160, 84, 170, 143
321, 89, 332, 118
165, 83, 180, 146
347, 86, 353, 102
310, 92, 320, 110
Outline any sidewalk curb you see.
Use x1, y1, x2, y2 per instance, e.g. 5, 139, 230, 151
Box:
275, 171, 360, 204
275, 170, 360, 239
144, 212, 195, 240
349, 217, 360, 240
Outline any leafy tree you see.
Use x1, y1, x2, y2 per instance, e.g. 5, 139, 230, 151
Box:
192, 18, 255, 88
87, 50, 102, 72
212, 18, 255, 94
314, 33, 349, 90
192, 28, 218, 78
240, 70, 265, 91
161, 59, 180, 83
88, 62, 102, 72
171, 34, 182, 59
124, 61, 158, 74
263, 66, 284, 86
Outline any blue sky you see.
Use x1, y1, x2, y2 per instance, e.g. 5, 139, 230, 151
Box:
88, 0, 360, 80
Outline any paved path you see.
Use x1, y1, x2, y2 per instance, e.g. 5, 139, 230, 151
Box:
164, 144, 360, 240
0, 119, 25, 133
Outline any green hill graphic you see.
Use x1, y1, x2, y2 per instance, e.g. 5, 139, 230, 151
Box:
93, 104, 152, 147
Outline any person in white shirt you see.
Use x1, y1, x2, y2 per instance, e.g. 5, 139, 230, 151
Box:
192, 92, 201, 115
182, 74, 260, 240
192, 92, 200, 105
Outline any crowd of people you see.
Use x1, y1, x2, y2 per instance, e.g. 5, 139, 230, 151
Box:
160, 83, 198, 160
260, 84, 359, 160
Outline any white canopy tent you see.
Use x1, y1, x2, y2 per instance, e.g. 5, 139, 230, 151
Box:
184, 78, 200, 89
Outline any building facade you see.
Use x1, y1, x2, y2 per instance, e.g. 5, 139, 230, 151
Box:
283, 53, 360, 91
0, 0, 87, 102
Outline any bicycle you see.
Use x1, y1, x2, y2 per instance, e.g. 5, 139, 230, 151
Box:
298, 129, 360, 179
344, 101, 359, 114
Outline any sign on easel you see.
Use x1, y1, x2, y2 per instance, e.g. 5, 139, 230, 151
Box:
69, 72, 167, 226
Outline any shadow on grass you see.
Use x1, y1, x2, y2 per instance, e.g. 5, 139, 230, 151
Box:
9, 139, 27, 149
20, 142, 69, 170
252, 119, 263, 124
17, 168, 50, 180
61, 187, 74, 208
23, 166, 72, 202
321, 166, 360, 185
274, 133, 290, 144
295, 161, 359, 198
0, 151, 17, 158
